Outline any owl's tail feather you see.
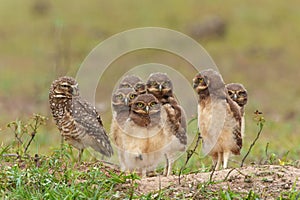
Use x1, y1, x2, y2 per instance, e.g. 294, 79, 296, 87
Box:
86, 136, 114, 157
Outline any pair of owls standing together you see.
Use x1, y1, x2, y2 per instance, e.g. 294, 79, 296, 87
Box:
49, 69, 247, 176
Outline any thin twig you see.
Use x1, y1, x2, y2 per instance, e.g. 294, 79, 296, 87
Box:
223, 168, 236, 181
265, 142, 269, 158
209, 162, 217, 182
24, 115, 43, 154
240, 111, 265, 167
178, 131, 202, 184
24, 133, 36, 154
223, 168, 249, 182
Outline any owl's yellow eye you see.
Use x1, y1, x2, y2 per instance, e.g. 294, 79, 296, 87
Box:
137, 102, 144, 108
150, 81, 157, 86
130, 94, 137, 99
162, 81, 170, 87
150, 102, 157, 107
135, 84, 142, 89
198, 78, 204, 83
60, 83, 70, 89
121, 83, 131, 88
238, 91, 246, 96
117, 94, 123, 99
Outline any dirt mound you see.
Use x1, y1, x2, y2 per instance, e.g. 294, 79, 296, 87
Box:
137, 165, 300, 198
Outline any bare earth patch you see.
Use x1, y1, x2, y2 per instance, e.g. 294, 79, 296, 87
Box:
136, 165, 300, 199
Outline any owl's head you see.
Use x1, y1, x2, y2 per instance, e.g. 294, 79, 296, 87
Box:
146, 72, 173, 99
118, 75, 146, 94
193, 69, 225, 95
50, 76, 79, 98
112, 88, 138, 107
226, 83, 248, 107
131, 94, 160, 116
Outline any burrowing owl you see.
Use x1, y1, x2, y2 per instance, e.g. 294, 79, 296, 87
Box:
146, 72, 187, 175
226, 83, 248, 115
193, 69, 242, 169
49, 76, 113, 161
118, 75, 146, 94
110, 87, 138, 166
146, 72, 186, 134
116, 94, 185, 176
226, 83, 248, 137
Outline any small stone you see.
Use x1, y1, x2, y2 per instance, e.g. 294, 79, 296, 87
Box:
283, 184, 290, 189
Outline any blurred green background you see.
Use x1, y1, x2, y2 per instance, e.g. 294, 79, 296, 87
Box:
0, 0, 299, 165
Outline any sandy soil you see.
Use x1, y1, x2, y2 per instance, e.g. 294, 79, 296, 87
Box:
136, 165, 300, 199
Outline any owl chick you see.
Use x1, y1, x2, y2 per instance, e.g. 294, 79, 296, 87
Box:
116, 94, 184, 176
118, 75, 146, 94
226, 83, 248, 137
146, 72, 187, 175
146, 72, 186, 135
110, 87, 138, 166
226, 83, 248, 115
193, 69, 242, 169
49, 76, 113, 162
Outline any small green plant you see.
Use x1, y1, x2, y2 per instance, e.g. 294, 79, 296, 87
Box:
6, 114, 47, 157
241, 110, 265, 167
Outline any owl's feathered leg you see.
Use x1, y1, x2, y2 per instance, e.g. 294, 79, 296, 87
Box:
141, 168, 147, 178
223, 151, 231, 169
163, 153, 172, 176
78, 149, 84, 162
213, 152, 222, 170
60, 135, 64, 150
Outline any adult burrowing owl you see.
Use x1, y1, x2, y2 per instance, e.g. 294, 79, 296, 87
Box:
118, 75, 146, 94
146, 72, 187, 175
49, 76, 113, 161
226, 83, 248, 137
116, 94, 185, 176
193, 69, 242, 169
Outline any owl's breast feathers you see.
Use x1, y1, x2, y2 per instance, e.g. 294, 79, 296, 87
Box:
198, 94, 242, 155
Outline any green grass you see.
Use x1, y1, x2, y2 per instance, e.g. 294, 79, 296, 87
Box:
1, 113, 298, 199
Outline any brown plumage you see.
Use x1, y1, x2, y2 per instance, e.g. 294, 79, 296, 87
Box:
226, 83, 248, 137
226, 83, 248, 115
118, 75, 146, 94
193, 69, 242, 169
114, 94, 185, 176
49, 76, 113, 162
110, 87, 138, 167
146, 72, 187, 143
146, 72, 187, 175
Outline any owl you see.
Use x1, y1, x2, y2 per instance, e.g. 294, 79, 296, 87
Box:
193, 69, 242, 169
110, 87, 138, 165
226, 83, 248, 137
111, 87, 138, 126
226, 83, 248, 115
115, 94, 185, 176
118, 75, 146, 94
146, 72, 187, 175
146, 72, 186, 134
49, 76, 113, 162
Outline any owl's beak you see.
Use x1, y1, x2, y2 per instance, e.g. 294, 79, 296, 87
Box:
124, 98, 129, 106
193, 83, 198, 88
159, 84, 163, 92
145, 105, 150, 113
233, 94, 237, 100
71, 85, 79, 95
